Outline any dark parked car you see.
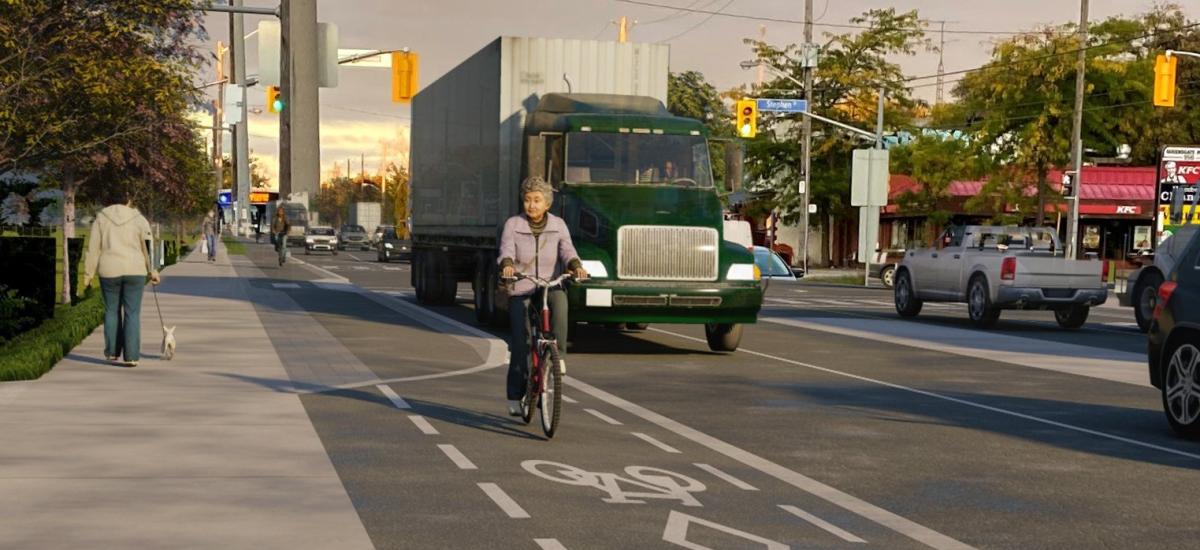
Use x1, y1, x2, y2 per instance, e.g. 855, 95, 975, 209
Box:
338, 224, 370, 251
1148, 228, 1200, 438
377, 225, 412, 262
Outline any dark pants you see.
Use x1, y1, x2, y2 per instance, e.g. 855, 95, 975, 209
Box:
100, 276, 146, 361
507, 289, 568, 400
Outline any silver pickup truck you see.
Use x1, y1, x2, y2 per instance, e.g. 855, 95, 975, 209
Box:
893, 226, 1107, 328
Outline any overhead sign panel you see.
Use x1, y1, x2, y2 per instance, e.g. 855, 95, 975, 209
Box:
756, 98, 807, 113
851, 148, 889, 207
257, 21, 280, 86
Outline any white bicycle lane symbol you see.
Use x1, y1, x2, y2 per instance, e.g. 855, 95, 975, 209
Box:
521, 460, 706, 507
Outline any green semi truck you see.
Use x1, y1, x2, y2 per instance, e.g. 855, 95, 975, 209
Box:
410, 37, 762, 351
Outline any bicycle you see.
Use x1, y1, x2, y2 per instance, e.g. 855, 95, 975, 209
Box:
504, 272, 575, 438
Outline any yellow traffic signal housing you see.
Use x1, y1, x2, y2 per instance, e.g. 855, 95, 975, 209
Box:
266, 85, 283, 113
1154, 54, 1178, 108
391, 51, 419, 103
736, 99, 758, 138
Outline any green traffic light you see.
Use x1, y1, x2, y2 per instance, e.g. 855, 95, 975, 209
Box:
272, 98, 284, 112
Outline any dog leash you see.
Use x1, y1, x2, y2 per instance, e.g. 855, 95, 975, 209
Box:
151, 281, 165, 330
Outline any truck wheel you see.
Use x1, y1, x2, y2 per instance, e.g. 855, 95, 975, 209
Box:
1054, 306, 1089, 329
894, 270, 923, 318
432, 251, 457, 306
414, 251, 432, 304
704, 323, 742, 352
967, 276, 1001, 328
625, 323, 649, 332
879, 265, 896, 288
1134, 271, 1163, 333
1161, 335, 1200, 439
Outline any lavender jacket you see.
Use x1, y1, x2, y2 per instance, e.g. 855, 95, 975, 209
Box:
498, 213, 580, 297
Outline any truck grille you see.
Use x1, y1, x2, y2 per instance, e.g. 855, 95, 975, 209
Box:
617, 226, 719, 281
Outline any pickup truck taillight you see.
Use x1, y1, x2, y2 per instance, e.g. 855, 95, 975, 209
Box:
1000, 257, 1017, 281
1101, 261, 1110, 282
1153, 281, 1178, 321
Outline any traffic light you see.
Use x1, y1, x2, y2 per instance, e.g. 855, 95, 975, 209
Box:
1154, 54, 1178, 108
266, 85, 283, 113
391, 51, 419, 103
1061, 170, 1076, 196
736, 99, 757, 138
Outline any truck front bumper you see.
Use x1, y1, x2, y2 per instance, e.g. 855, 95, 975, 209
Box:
994, 286, 1108, 309
566, 280, 763, 324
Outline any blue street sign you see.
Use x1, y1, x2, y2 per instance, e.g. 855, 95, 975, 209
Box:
217, 191, 232, 206
756, 98, 808, 113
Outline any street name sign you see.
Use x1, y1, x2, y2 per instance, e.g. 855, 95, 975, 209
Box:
756, 98, 808, 113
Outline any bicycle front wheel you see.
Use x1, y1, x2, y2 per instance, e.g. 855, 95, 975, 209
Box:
539, 344, 563, 439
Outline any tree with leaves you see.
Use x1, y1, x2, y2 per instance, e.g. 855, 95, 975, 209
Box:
667, 71, 732, 183
382, 162, 410, 231
889, 134, 986, 235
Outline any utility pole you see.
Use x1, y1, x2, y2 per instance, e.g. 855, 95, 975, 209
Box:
230, 0, 251, 236
213, 41, 227, 202
800, 0, 814, 273
618, 16, 630, 43
935, 21, 946, 105
1066, 0, 1089, 259
279, 0, 321, 207
756, 25, 767, 87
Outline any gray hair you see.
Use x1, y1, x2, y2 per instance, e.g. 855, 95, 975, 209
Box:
520, 176, 554, 206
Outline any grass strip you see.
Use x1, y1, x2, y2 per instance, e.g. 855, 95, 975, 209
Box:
222, 236, 246, 256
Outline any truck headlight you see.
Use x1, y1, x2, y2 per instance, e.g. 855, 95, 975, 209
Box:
385, 243, 394, 249
726, 263, 760, 281
579, 260, 608, 278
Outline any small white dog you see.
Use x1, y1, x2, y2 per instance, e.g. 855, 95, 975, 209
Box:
161, 325, 176, 360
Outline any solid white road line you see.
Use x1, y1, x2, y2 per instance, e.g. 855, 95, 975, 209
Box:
632, 432, 682, 454
779, 504, 867, 543
438, 444, 478, 470
693, 463, 758, 491
651, 326, 1200, 463
377, 385, 411, 409
566, 377, 973, 550
562, 395, 578, 404
584, 408, 623, 425
271, 282, 301, 289
408, 415, 439, 435
534, 539, 568, 550
478, 483, 530, 519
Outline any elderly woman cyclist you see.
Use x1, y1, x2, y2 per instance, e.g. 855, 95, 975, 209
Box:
499, 177, 588, 415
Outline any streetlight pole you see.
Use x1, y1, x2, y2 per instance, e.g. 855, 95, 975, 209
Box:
801, 0, 814, 274
1066, 0, 1089, 259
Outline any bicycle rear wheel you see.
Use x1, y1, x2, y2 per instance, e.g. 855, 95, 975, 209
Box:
520, 352, 536, 425
539, 344, 563, 439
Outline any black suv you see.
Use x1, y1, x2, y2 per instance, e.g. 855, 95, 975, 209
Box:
376, 225, 412, 262
1148, 227, 1200, 438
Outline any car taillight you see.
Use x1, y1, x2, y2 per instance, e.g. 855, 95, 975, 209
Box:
1101, 261, 1110, 282
1000, 257, 1017, 281
1153, 281, 1177, 321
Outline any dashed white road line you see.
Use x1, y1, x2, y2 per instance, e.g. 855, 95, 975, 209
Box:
408, 415, 439, 435
438, 444, 478, 470
693, 463, 758, 491
780, 504, 867, 543
478, 483, 530, 519
562, 395, 578, 404
632, 432, 682, 454
583, 408, 622, 425
377, 384, 411, 409
534, 539, 568, 550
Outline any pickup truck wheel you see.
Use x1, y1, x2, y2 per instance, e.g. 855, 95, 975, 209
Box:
1054, 306, 1089, 329
894, 271, 923, 317
880, 265, 896, 288
704, 323, 742, 352
1134, 271, 1163, 333
967, 276, 1001, 328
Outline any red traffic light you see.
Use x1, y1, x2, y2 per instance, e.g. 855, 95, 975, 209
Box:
742, 106, 753, 116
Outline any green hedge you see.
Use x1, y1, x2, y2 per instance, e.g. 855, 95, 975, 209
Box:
0, 287, 104, 382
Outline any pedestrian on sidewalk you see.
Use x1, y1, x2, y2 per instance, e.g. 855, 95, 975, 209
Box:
202, 210, 217, 262
271, 207, 290, 266
82, 187, 162, 367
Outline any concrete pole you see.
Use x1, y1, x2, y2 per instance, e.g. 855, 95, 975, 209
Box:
213, 41, 226, 224
280, 0, 321, 209
231, 0, 251, 235
800, 0, 813, 273
1066, 0, 1089, 260
618, 16, 628, 43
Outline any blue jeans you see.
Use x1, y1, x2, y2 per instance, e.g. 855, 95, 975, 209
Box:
100, 276, 146, 362
206, 234, 217, 260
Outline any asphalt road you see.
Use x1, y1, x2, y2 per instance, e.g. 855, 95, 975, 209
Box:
235, 239, 1198, 550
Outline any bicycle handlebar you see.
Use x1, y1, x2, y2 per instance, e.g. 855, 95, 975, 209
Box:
501, 272, 578, 288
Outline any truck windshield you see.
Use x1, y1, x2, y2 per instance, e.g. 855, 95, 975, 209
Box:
565, 132, 713, 187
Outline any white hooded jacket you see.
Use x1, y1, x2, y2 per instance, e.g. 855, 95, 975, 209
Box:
84, 204, 153, 279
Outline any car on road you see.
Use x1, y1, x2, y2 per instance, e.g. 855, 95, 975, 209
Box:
304, 226, 338, 255
752, 246, 800, 283
372, 224, 393, 246
337, 224, 370, 251
869, 249, 905, 288
377, 225, 412, 262
894, 225, 1107, 328
1147, 228, 1200, 438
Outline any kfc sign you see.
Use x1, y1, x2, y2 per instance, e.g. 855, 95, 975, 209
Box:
1116, 205, 1138, 214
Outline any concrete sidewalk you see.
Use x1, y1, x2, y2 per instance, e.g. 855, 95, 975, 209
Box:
0, 241, 373, 549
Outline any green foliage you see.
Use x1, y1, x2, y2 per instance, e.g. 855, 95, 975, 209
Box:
0, 287, 104, 382
741, 8, 931, 226
383, 163, 410, 228
316, 172, 390, 228
0, 285, 40, 344
890, 135, 985, 228
221, 236, 246, 256
668, 71, 732, 183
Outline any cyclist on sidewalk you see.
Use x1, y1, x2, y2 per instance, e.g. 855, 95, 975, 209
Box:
270, 207, 290, 266
499, 177, 587, 416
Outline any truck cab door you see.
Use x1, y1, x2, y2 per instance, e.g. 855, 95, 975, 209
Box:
928, 227, 965, 297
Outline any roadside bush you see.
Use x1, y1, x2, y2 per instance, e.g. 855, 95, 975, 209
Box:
0, 285, 40, 345
0, 287, 104, 381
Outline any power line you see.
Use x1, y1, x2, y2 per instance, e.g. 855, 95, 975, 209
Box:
614, 0, 1060, 35
904, 21, 1200, 82
929, 92, 1199, 132
659, 0, 735, 42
